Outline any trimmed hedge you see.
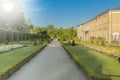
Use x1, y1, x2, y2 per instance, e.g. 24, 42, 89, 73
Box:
0, 44, 46, 80
0, 29, 37, 43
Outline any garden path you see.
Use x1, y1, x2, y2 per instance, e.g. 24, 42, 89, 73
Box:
8, 39, 88, 80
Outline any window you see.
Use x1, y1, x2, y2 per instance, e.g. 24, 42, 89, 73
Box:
113, 32, 119, 41
98, 28, 102, 36
100, 19, 102, 25
104, 16, 107, 24
104, 28, 107, 39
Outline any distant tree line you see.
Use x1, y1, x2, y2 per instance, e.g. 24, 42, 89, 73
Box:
29, 24, 77, 42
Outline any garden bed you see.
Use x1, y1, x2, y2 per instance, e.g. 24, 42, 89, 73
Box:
80, 45, 120, 61
79, 42, 120, 59
0, 44, 46, 80
63, 44, 120, 80
0, 44, 26, 54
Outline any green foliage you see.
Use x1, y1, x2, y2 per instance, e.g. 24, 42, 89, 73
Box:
0, 29, 37, 43
68, 40, 71, 45
90, 36, 95, 44
95, 37, 106, 46
101, 37, 105, 46
118, 57, 120, 63
74, 38, 81, 43
54, 27, 76, 41
28, 25, 76, 43
33, 40, 37, 46
71, 40, 75, 46
0, 1, 39, 43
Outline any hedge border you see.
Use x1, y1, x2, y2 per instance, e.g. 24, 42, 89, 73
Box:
79, 44, 120, 62
62, 44, 91, 80
0, 44, 47, 80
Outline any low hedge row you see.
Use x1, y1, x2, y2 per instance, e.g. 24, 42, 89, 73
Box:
80, 44, 120, 62
0, 44, 46, 80
62, 44, 112, 80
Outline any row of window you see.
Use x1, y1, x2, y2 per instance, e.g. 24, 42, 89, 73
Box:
82, 15, 108, 30
83, 28, 108, 39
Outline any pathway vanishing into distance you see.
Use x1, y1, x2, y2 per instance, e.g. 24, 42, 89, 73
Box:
8, 39, 88, 80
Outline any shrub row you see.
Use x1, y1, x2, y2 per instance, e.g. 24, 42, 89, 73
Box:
90, 36, 105, 46
80, 44, 120, 62
0, 29, 37, 43
0, 44, 46, 80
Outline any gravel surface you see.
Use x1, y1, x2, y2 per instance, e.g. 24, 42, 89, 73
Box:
8, 39, 88, 80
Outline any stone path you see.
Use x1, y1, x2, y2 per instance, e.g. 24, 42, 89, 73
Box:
8, 39, 88, 80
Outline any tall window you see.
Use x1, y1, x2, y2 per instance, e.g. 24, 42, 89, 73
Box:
104, 16, 107, 24
104, 28, 107, 39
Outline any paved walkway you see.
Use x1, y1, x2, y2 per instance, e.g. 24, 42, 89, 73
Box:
8, 39, 88, 80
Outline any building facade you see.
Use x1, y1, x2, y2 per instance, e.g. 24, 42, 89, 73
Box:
77, 8, 120, 44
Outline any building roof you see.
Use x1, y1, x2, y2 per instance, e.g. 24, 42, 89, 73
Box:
77, 7, 120, 27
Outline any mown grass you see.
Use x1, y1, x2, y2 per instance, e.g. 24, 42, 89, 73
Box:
64, 44, 120, 80
0, 44, 43, 73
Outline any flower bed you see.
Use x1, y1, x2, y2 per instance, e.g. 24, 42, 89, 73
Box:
0, 44, 26, 54
79, 42, 120, 59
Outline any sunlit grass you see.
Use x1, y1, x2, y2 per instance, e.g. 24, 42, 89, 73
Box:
64, 44, 120, 79
0, 44, 42, 73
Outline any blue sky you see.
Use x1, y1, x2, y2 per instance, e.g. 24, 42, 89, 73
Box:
19, 0, 120, 28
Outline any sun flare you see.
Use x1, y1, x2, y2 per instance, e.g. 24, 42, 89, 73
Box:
3, 3, 14, 12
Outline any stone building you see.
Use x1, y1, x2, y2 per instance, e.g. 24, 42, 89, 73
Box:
77, 8, 120, 44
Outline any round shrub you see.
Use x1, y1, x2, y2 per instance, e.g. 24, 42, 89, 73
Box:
71, 40, 75, 46
33, 40, 37, 46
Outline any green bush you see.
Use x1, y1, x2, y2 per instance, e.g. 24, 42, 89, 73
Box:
101, 38, 105, 46
33, 40, 37, 46
71, 40, 75, 46
90, 36, 95, 44
96, 37, 106, 46
68, 40, 71, 45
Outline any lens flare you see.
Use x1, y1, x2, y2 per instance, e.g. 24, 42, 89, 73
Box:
3, 3, 14, 12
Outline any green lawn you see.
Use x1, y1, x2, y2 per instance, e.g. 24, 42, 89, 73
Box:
64, 44, 120, 80
0, 44, 43, 74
